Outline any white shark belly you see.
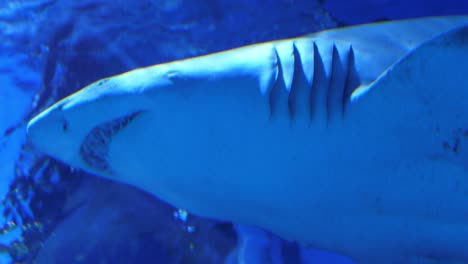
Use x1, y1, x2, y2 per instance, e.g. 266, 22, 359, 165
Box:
111, 100, 467, 262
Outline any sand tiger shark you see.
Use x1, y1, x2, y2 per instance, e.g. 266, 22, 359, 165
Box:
27, 16, 468, 263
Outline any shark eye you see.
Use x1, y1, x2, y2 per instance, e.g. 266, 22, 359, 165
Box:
62, 119, 69, 132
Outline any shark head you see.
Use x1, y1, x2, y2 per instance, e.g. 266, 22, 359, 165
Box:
27, 43, 278, 178
26, 66, 175, 175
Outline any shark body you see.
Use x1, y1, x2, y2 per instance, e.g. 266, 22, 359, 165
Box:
27, 17, 468, 263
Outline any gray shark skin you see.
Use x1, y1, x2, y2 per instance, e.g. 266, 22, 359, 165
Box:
27, 16, 468, 264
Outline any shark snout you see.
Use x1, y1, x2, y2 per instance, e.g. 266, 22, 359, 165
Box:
27, 106, 60, 151
26, 103, 79, 164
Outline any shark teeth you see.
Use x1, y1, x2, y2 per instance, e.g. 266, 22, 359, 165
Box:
79, 111, 142, 172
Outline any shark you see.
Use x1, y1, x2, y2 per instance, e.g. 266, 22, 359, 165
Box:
27, 16, 468, 263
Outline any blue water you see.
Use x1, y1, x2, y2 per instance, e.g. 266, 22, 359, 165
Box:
0, 0, 467, 263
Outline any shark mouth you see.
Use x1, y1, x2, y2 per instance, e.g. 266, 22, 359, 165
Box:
79, 111, 143, 172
